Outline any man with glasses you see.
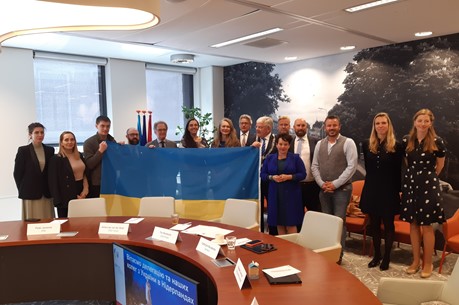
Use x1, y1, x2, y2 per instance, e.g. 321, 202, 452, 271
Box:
125, 128, 140, 145
146, 121, 178, 148
238, 114, 256, 147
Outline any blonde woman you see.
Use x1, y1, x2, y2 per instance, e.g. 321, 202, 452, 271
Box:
360, 113, 403, 270
48, 131, 89, 217
211, 118, 241, 148
401, 109, 446, 278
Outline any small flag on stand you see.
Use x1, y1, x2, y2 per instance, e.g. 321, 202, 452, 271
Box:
141, 111, 147, 146
147, 111, 152, 143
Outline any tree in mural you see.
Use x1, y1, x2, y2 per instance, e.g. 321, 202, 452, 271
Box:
224, 62, 290, 125
331, 34, 459, 187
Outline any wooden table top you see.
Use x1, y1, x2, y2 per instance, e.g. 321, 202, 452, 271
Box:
0, 217, 381, 305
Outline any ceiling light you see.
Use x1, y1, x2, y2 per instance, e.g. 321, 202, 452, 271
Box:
345, 0, 398, 13
415, 31, 433, 37
284, 56, 298, 61
340, 46, 356, 51
0, 0, 160, 43
211, 28, 283, 48
170, 54, 195, 64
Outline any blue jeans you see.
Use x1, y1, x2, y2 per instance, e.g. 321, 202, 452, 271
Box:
319, 184, 352, 258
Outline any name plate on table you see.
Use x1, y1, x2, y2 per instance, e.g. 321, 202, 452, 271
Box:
27, 222, 60, 235
234, 258, 251, 290
98, 222, 129, 235
151, 227, 180, 244
196, 237, 224, 259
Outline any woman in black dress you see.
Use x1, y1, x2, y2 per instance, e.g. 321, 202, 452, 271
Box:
401, 109, 446, 278
360, 113, 403, 270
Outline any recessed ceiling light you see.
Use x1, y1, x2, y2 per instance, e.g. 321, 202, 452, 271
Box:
211, 28, 283, 48
284, 56, 298, 61
415, 31, 433, 37
345, 0, 398, 13
340, 46, 356, 51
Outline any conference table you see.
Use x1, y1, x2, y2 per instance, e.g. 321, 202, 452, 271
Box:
0, 217, 381, 305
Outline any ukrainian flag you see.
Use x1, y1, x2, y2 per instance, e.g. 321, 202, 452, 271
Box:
101, 142, 259, 219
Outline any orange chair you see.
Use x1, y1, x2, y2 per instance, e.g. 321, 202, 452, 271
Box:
393, 214, 411, 247
439, 209, 459, 274
345, 180, 370, 255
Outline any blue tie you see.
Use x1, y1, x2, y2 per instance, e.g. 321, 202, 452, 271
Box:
261, 138, 266, 155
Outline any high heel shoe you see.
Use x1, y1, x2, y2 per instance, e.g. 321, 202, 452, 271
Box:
421, 264, 433, 278
405, 263, 421, 274
368, 257, 381, 268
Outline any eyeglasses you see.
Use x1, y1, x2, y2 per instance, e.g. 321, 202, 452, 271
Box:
128, 133, 139, 137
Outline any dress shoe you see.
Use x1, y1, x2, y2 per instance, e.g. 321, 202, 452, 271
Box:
421, 264, 433, 278
405, 263, 421, 275
368, 257, 381, 268
379, 258, 390, 271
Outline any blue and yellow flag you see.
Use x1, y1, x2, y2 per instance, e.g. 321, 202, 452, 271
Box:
101, 142, 259, 219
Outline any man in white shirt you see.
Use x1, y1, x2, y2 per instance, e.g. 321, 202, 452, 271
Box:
252, 116, 277, 234
311, 115, 358, 264
290, 118, 321, 213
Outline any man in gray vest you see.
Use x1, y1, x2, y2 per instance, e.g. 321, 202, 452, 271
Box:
311, 115, 358, 264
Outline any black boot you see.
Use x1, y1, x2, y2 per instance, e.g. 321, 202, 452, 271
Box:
368, 255, 381, 268
380, 256, 390, 271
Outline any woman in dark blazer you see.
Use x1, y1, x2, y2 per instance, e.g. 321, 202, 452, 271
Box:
360, 113, 403, 271
261, 133, 306, 234
48, 131, 89, 218
13, 122, 55, 220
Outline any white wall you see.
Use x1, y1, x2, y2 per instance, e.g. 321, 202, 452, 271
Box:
0, 46, 223, 221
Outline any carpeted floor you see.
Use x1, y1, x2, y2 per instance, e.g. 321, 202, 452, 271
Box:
341, 234, 457, 295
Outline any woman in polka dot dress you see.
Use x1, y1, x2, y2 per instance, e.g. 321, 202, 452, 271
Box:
400, 109, 446, 278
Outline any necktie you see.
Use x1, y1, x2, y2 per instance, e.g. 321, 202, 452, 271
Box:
160, 141, 165, 148
296, 138, 303, 155
241, 133, 247, 147
261, 138, 266, 155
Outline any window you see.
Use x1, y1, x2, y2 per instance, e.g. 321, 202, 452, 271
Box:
145, 66, 194, 141
34, 54, 106, 144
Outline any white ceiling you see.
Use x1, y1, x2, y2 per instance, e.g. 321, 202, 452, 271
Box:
3, 0, 459, 67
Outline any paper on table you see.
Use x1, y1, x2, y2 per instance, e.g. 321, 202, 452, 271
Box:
235, 238, 251, 246
262, 265, 301, 278
170, 223, 192, 231
182, 225, 233, 239
124, 218, 144, 224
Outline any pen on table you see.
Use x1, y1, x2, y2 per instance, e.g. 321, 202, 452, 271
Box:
184, 222, 192, 226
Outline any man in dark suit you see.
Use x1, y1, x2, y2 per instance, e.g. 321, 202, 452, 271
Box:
145, 121, 178, 148
238, 114, 256, 146
290, 118, 321, 214
252, 116, 277, 234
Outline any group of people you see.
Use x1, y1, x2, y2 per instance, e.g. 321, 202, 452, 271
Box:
258, 109, 446, 278
13, 108, 446, 278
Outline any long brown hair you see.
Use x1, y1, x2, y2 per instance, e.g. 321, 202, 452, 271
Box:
58, 131, 81, 160
406, 108, 438, 153
369, 113, 396, 153
212, 118, 240, 148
